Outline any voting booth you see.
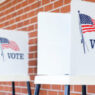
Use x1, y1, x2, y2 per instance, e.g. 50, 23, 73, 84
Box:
34, 0, 95, 95
0, 29, 29, 81
0, 29, 31, 95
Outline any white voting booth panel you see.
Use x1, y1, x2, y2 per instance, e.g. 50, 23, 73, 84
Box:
38, 13, 71, 75
35, 0, 95, 85
0, 29, 30, 81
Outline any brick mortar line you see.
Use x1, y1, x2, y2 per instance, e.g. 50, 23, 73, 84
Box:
40, 88, 64, 92
41, 0, 61, 8
0, 91, 29, 95
12, 91, 29, 95
1, 13, 37, 25
33, 72, 36, 74
12, 29, 36, 33
29, 73, 37, 75
29, 58, 37, 61
0, 0, 64, 24
57, 90, 64, 93
3, 22, 37, 30
87, 92, 95, 94
28, 29, 37, 33
41, 89, 63, 92
0, 0, 39, 18
29, 36, 37, 40
29, 51, 37, 55
29, 44, 37, 46
29, 53, 37, 55
19, 30, 36, 33
0, 3, 40, 24
28, 51, 37, 54
17, 27, 37, 32
29, 74, 36, 77
0, 0, 14, 8
29, 80, 34, 82
29, 66, 37, 68
2, 16, 37, 29
0, 3, 70, 29
15, 93, 28, 95
29, 51, 37, 53
0, 0, 57, 17
1, 2, 67, 29
0, 0, 27, 13
29, 72, 36, 74
70, 91, 82, 94
0, 91, 11, 93
0, 85, 12, 87
17, 25, 37, 31
15, 86, 27, 88
16, 22, 37, 30
16, 94, 28, 95
49, 3, 70, 12
15, 94, 27, 95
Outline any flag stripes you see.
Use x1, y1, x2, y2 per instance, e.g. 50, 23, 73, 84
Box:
79, 13, 95, 34
1, 41, 19, 51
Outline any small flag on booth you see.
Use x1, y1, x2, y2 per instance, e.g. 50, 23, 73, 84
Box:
79, 13, 95, 34
0, 37, 20, 60
1, 40, 20, 51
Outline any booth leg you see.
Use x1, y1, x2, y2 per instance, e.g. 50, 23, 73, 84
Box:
64, 85, 70, 95
27, 81, 31, 95
12, 82, 15, 95
82, 85, 86, 95
34, 84, 40, 95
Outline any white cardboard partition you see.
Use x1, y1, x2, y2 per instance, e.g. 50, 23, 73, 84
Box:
37, 13, 71, 75
35, 0, 95, 85
0, 29, 29, 81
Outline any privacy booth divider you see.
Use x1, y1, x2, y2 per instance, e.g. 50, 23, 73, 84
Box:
0, 29, 31, 95
34, 0, 95, 95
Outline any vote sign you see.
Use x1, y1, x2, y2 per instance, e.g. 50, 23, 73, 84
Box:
0, 29, 29, 81
71, 0, 95, 76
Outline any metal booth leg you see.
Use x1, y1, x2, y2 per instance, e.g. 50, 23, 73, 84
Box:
64, 85, 70, 95
82, 85, 86, 95
34, 84, 40, 95
12, 82, 15, 95
27, 81, 31, 95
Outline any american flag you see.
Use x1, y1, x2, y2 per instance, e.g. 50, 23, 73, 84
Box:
2, 41, 20, 51
0, 38, 19, 51
79, 13, 95, 34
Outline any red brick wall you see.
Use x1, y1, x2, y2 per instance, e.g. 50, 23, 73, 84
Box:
0, 0, 95, 95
